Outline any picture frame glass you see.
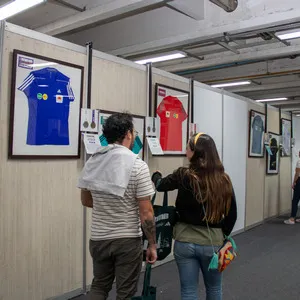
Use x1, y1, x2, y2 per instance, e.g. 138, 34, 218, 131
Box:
10, 50, 83, 158
155, 84, 190, 156
249, 110, 265, 158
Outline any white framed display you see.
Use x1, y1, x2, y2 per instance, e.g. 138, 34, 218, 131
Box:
267, 132, 280, 175
248, 110, 265, 158
280, 118, 291, 157
9, 50, 83, 158
154, 84, 190, 156
98, 110, 145, 159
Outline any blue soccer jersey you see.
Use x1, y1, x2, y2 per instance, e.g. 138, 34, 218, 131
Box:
251, 115, 264, 154
18, 67, 75, 146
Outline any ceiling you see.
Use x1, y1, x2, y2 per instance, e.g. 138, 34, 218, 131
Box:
6, 0, 300, 113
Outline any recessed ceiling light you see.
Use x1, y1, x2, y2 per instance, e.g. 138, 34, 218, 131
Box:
277, 29, 300, 40
135, 52, 186, 65
255, 97, 288, 102
0, 0, 45, 20
211, 81, 251, 88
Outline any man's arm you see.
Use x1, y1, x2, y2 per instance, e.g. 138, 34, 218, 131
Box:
138, 196, 156, 245
138, 196, 157, 264
81, 190, 93, 208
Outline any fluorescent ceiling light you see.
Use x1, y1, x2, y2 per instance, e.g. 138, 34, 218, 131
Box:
29, 62, 58, 68
277, 30, 300, 40
211, 81, 251, 88
296, 114, 300, 117
255, 97, 288, 102
0, 0, 45, 21
135, 53, 186, 65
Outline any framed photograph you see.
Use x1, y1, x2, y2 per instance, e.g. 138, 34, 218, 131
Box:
266, 132, 280, 175
155, 84, 190, 156
248, 110, 265, 158
280, 118, 292, 157
9, 50, 83, 159
98, 110, 145, 159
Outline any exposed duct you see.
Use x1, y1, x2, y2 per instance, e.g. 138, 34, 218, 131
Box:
209, 0, 238, 12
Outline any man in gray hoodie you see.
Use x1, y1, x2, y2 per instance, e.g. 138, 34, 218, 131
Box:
78, 112, 157, 300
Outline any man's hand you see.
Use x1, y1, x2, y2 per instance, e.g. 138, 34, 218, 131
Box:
146, 244, 157, 264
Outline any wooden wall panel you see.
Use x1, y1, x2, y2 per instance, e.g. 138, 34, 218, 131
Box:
0, 31, 85, 300
279, 113, 292, 214
85, 56, 147, 285
150, 72, 190, 206
265, 107, 280, 218
245, 103, 265, 227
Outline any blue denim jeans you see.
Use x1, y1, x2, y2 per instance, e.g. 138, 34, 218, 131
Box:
174, 241, 222, 300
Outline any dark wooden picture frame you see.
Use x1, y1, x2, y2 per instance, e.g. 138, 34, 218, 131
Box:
98, 110, 146, 160
266, 132, 280, 175
248, 109, 266, 158
9, 50, 84, 159
154, 83, 190, 156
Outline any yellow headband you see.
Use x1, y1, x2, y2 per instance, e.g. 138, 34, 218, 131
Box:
194, 132, 204, 145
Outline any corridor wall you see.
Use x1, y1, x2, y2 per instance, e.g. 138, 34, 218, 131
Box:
85, 53, 147, 285
0, 25, 86, 300
264, 107, 280, 218
279, 113, 292, 215
245, 102, 265, 227
223, 95, 247, 232
193, 82, 223, 158
149, 68, 190, 207
193, 83, 247, 233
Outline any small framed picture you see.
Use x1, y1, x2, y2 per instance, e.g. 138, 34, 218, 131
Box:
9, 50, 84, 159
98, 110, 145, 159
266, 132, 280, 175
280, 118, 292, 157
155, 84, 190, 156
248, 110, 265, 158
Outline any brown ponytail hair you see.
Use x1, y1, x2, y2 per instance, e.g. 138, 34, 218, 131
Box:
180, 133, 233, 223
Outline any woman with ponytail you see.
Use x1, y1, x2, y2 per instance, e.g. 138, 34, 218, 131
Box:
152, 133, 237, 300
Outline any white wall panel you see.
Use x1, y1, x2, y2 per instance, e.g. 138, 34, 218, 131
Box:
193, 86, 223, 158
223, 95, 247, 232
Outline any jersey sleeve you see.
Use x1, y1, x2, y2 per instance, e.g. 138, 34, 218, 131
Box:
156, 99, 166, 118
135, 161, 155, 199
179, 102, 188, 122
18, 73, 35, 96
67, 82, 75, 101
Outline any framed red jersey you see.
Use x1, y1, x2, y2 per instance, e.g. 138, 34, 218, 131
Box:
155, 84, 190, 156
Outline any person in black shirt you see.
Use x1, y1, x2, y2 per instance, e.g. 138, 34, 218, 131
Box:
152, 133, 237, 300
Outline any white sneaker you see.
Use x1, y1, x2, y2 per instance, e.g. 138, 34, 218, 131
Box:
284, 219, 295, 225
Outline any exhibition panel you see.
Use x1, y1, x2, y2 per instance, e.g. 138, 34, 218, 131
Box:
223, 95, 248, 233
264, 108, 280, 219
0, 29, 86, 300
245, 103, 265, 227
193, 83, 223, 158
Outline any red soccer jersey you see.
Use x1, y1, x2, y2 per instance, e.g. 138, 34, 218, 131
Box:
157, 95, 188, 151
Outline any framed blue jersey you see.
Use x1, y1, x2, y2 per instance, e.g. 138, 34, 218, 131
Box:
9, 50, 83, 159
248, 110, 266, 158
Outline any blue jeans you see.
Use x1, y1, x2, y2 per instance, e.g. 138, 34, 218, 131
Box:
174, 241, 222, 300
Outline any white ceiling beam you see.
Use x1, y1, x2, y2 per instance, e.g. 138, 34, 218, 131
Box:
162, 41, 300, 73
110, 2, 300, 56
240, 90, 300, 99
166, 0, 204, 21
36, 0, 170, 36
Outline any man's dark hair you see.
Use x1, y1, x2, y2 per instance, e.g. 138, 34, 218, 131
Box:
103, 112, 134, 144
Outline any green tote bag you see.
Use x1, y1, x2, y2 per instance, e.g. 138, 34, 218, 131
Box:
132, 264, 156, 300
